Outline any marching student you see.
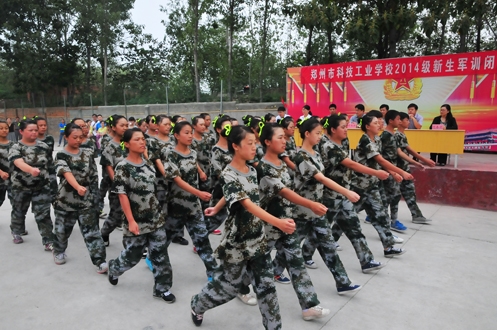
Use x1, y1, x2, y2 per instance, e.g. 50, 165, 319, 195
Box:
0, 119, 13, 208
165, 121, 218, 280
191, 125, 296, 329
72, 118, 98, 159
394, 112, 435, 223
244, 116, 265, 167
137, 118, 148, 134
292, 118, 362, 293
278, 117, 297, 175
257, 122, 331, 321
52, 123, 107, 273
107, 128, 175, 303
9, 119, 55, 250
302, 115, 389, 272
35, 117, 57, 200
352, 113, 409, 257
100, 115, 128, 246
97, 116, 115, 218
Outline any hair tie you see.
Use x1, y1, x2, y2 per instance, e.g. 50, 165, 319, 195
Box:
120, 141, 125, 151
151, 116, 157, 124
358, 118, 362, 127
245, 117, 252, 127
223, 124, 231, 136
323, 118, 329, 128
191, 116, 195, 121
32, 115, 38, 120
23, 116, 27, 120
278, 118, 283, 125
258, 121, 265, 135
170, 122, 176, 134
212, 116, 219, 128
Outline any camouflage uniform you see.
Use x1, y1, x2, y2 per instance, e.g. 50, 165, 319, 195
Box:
352, 134, 395, 248
154, 137, 175, 218
247, 143, 265, 166
9, 141, 54, 245
302, 135, 375, 267
293, 149, 352, 288
257, 159, 321, 310
191, 136, 212, 211
109, 159, 173, 295
100, 139, 127, 238
38, 135, 57, 200
98, 134, 112, 211
80, 136, 99, 159
191, 165, 281, 330
53, 149, 106, 266
394, 131, 424, 219
0, 141, 13, 207
281, 136, 297, 178
380, 130, 402, 220
207, 145, 232, 232
165, 148, 218, 278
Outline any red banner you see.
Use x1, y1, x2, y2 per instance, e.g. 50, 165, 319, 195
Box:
301, 51, 497, 84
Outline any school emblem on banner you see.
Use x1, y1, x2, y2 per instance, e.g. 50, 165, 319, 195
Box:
383, 78, 422, 101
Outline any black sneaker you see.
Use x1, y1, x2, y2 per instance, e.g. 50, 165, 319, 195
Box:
361, 260, 385, 273
108, 260, 118, 285
384, 247, 406, 258
172, 237, 189, 246
154, 290, 176, 303
191, 309, 203, 326
337, 284, 361, 295
102, 235, 109, 247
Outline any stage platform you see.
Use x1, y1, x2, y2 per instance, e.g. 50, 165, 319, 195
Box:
410, 152, 497, 211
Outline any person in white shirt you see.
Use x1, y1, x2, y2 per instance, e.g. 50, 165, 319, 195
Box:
299, 105, 312, 121
407, 103, 423, 129
275, 106, 290, 121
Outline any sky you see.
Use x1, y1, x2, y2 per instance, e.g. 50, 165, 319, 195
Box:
130, 0, 167, 41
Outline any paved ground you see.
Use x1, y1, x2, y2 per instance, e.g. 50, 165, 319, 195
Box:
2, 199, 496, 330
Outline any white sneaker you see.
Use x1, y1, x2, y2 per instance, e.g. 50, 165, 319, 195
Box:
302, 305, 331, 321
97, 262, 109, 274
53, 252, 66, 265
304, 260, 318, 269
393, 235, 404, 244
237, 293, 257, 306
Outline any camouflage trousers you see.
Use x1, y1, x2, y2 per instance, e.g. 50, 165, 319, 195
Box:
382, 176, 402, 220
53, 208, 106, 266
158, 190, 185, 240
109, 225, 173, 294
165, 214, 218, 278
101, 193, 123, 237
353, 185, 395, 248
302, 198, 374, 267
390, 178, 423, 219
191, 253, 282, 330
10, 187, 54, 245
266, 227, 320, 310
294, 217, 351, 288
0, 184, 10, 207
98, 172, 111, 212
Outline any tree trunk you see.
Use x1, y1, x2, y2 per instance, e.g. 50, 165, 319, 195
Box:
326, 29, 334, 64
476, 13, 482, 52
305, 25, 314, 66
439, 18, 447, 54
259, 0, 270, 102
192, 0, 200, 102
388, 28, 398, 58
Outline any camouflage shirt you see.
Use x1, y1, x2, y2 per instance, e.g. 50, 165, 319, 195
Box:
38, 135, 55, 174
80, 136, 98, 158
283, 136, 297, 161
0, 141, 13, 187
100, 134, 112, 151
9, 141, 50, 190
204, 130, 217, 150
146, 135, 161, 162
191, 136, 211, 175
54, 149, 99, 211
166, 148, 203, 218
154, 136, 175, 191
293, 149, 324, 219
210, 145, 233, 203
100, 139, 127, 170
216, 164, 267, 263
380, 130, 398, 164
257, 158, 294, 242
319, 135, 351, 200
352, 134, 381, 192
247, 143, 265, 165
112, 159, 165, 236
395, 131, 410, 171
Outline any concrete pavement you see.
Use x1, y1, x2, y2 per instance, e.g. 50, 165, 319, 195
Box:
1, 197, 496, 329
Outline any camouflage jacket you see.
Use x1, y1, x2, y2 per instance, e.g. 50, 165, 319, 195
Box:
112, 159, 165, 236
293, 149, 324, 219
0, 141, 13, 187
100, 139, 127, 169
166, 148, 203, 218
9, 141, 50, 190
210, 145, 232, 203
395, 131, 410, 171
191, 136, 211, 175
380, 130, 398, 164
319, 134, 351, 200
80, 136, 98, 158
216, 164, 267, 263
54, 149, 99, 211
352, 134, 381, 192
38, 135, 55, 174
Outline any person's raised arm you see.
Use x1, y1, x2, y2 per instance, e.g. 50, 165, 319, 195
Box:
281, 156, 296, 171
13, 159, 40, 177
239, 198, 295, 234
62, 172, 87, 196
313, 172, 360, 202
405, 146, 435, 167
397, 148, 424, 169
278, 188, 327, 216
341, 158, 389, 180
173, 176, 211, 201
373, 154, 413, 180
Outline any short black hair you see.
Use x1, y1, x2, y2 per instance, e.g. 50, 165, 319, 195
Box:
407, 103, 418, 110
355, 104, 365, 111
385, 110, 400, 125
380, 104, 389, 111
